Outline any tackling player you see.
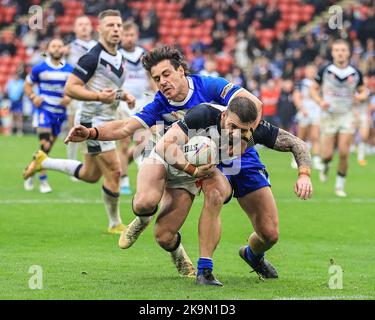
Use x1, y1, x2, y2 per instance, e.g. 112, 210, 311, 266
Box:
154, 98, 312, 286
311, 39, 368, 197
24, 38, 73, 193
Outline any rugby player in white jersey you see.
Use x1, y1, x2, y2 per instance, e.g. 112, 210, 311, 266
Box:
23, 10, 135, 234
311, 39, 368, 197
117, 21, 156, 195
65, 16, 97, 169
293, 64, 322, 170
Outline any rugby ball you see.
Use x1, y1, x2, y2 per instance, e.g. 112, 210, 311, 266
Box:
183, 136, 217, 166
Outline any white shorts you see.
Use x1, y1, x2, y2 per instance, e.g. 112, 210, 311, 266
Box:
320, 111, 356, 136
296, 111, 320, 127
148, 148, 201, 196
75, 111, 116, 155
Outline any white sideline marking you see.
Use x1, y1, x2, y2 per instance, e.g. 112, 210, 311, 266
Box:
0, 198, 375, 205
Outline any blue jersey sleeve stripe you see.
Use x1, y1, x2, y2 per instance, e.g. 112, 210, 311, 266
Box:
131, 115, 151, 128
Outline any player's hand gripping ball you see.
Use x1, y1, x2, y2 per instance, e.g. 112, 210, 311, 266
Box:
183, 136, 218, 166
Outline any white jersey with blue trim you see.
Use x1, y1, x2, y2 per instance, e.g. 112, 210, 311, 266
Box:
120, 46, 148, 100
67, 38, 97, 67
72, 43, 127, 121
315, 63, 364, 114
27, 57, 74, 114
132, 74, 243, 128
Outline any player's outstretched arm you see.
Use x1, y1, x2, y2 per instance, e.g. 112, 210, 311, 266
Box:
64, 117, 144, 144
272, 129, 313, 200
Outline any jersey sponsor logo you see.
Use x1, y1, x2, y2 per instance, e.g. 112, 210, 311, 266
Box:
220, 83, 234, 99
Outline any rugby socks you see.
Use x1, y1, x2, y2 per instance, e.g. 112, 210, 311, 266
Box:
67, 142, 79, 161
197, 257, 213, 275
120, 175, 130, 188
245, 245, 264, 266
41, 158, 83, 177
335, 172, 346, 191
39, 173, 48, 182
102, 186, 122, 228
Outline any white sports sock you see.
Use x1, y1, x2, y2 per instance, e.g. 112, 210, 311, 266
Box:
120, 175, 130, 188
335, 174, 346, 191
42, 158, 82, 176
102, 187, 122, 228
67, 142, 79, 161
357, 142, 366, 161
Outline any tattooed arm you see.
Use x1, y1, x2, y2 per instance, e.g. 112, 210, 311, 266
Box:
252, 121, 313, 199
273, 128, 312, 169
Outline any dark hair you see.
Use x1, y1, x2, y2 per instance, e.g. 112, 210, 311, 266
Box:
142, 45, 190, 74
228, 96, 258, 124
46, 37, 64, 49
98, 9, 121, 20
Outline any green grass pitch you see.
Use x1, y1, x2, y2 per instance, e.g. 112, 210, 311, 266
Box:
0, 135, 374, 300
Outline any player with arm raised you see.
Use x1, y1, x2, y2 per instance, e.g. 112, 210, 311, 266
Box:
23, 10, 135, 234
311, 39, 368, 197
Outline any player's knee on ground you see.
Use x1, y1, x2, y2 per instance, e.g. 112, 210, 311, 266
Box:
203, 187, 225, 208
133, 192, 160, 215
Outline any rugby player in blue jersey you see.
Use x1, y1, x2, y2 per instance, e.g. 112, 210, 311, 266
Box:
24, 38, 73, 193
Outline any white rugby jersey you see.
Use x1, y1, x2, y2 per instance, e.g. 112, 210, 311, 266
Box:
119, 46, 148, 100
72, 42, 127, 121
315, 63, 363, 114
67, 39, 97, 66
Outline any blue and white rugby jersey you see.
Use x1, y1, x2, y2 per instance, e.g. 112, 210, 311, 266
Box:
132, 74, 243, 128
27, 57, 74, 114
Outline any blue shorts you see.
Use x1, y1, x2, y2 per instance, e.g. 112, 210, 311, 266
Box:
32, 108, 66, 137
218, 148, 271, 199
10, 101, 23, 113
